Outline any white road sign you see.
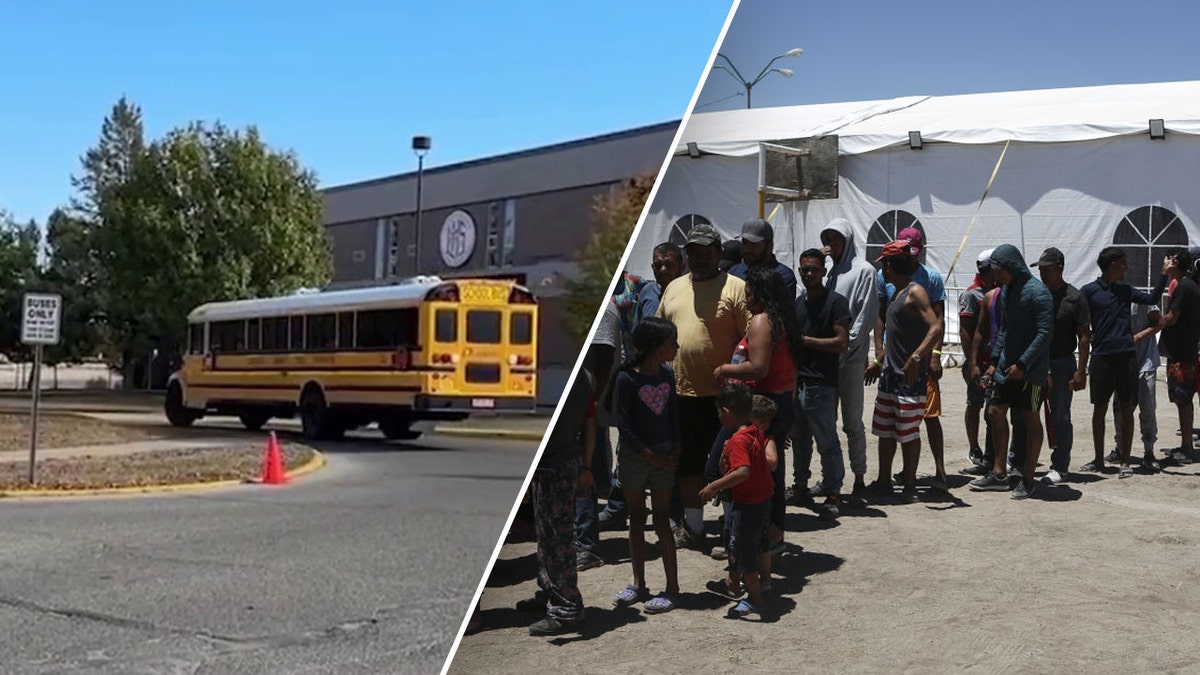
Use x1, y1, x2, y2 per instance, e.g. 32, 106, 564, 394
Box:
21, 293, 62, 346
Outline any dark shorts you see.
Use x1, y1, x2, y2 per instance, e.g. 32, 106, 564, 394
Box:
727, 498, 770, 575
990, 377, 1046, 412
1167, 359, 1198, 403
1089, 352, 1137, 405
962, 364, 986, 408
678, 396, 721, 478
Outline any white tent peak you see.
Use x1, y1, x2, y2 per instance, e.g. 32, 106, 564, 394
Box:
679, 79, 1200, 157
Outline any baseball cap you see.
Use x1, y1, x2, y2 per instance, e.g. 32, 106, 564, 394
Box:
685, 223, 722, 247
898, 227, 924, 255
1030, 247, 1065, 268
976, 248, 995, 269
875, 239, 912, 263
718, 239, 742, 271
740, 218, 774, 243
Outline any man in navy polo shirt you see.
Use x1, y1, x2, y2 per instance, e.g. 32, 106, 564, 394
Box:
1080, 246, 1167, 476
728, 218, 798, 300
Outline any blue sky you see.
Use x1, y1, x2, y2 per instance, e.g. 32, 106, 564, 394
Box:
0, 1, 734, 224
697, 0, 1200, 112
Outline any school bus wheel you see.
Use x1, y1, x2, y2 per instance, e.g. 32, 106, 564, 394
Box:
238, 409, 271, 432
299, 385, 343, 441
164, 381, 198, 428
379, 413, 422, 441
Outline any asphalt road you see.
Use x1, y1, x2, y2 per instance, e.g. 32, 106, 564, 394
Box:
0, 429, 536, 674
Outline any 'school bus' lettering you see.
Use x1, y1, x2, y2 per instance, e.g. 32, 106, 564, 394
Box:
164, 276, 538, 441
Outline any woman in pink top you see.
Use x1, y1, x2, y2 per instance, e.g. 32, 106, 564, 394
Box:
712, 266, 804, 555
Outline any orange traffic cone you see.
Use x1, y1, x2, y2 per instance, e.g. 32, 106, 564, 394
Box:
261, 431, 286, 485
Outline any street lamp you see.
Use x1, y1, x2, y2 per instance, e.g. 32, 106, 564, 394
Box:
412, 135, 432, 274
712, 47, 803, 109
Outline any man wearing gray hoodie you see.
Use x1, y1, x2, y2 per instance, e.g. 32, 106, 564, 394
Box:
815, 218, 879, 495
970, 244, 1054, 499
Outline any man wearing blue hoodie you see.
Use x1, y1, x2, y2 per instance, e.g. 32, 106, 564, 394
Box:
970, 244, 1054, 499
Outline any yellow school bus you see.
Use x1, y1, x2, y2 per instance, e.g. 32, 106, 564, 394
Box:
164, 275, 538, 440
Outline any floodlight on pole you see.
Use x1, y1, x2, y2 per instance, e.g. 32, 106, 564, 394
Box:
412, 135, 432, 274
713, 47, 803, 108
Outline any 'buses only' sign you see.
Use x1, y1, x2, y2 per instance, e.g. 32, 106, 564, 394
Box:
21, 293, 62, 346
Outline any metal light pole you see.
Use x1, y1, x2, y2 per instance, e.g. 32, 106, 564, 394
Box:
412, 135, 432, 275
713, 47, 803, 109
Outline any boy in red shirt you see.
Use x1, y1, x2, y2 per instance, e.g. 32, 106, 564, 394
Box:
700, 382, 774, 619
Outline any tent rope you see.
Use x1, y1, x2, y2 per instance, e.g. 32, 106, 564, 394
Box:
946, 139, 1011, 282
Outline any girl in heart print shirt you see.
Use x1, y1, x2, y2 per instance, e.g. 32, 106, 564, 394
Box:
607, 316, 683, 614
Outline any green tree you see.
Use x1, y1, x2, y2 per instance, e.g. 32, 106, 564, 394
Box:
42, 209, 107, 366
0, 210, 43, 361
74, 102, 332, 387
563, 173, 655, 345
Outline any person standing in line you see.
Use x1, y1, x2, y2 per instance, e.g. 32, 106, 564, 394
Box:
1030, 247, 1091, 484
959, 249, 997, 469
1110, 300, 1163, 469
1159, 250, 1200, 465
521, 367, 596, 636
787, 249, 850, 519
868, 227, 949, 490
811, 218, 878, 499
728, 218, 798, 300
656, 223, 751, 549
969, 244, 1054, 498
1079, 247, 1167, 475
600, 246, 687, 531
867, 240, 942, 503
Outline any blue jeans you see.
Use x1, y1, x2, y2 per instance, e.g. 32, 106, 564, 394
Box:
574, 421, 612, 554
1048, 355, 1076, 472
791, 383, 844, 494
600, 434, 627, 521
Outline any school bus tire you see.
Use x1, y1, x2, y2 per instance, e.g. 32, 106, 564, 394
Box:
164, 382, 199, 428
238, 409, 271, 432
299, 386, 342, 441
379, 415, 422, 441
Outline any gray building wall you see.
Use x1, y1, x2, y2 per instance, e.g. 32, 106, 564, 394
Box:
321, 121, 679, 407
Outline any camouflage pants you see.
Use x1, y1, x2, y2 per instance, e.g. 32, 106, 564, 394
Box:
532, 460, 584, 620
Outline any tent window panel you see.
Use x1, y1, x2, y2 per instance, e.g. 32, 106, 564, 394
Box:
357, 308, 418, 348
306, 313, 337, 350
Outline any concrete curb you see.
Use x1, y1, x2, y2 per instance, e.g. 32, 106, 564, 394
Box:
0, 449, 327, 499
432, 427, 546, 441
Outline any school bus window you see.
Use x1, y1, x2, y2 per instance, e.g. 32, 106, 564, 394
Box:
357, 308, 418, 348
337, 312, 355, 349
290, 316, 305, 350
435, 309, 457, 343
262, 317, 288, 351
467, 310, 501, 344
511, 313, 533, 345
247, 318, 262, 351
307, 313, 337, 350
212, 320, 246, 352
188, 323, 204, 354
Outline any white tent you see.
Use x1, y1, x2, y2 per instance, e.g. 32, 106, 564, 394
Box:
633, 80, 1200, 346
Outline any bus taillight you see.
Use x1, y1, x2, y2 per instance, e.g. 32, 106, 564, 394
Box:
432, 353, 460, 366
507, 354, 533, 366
508, 287, 536, 304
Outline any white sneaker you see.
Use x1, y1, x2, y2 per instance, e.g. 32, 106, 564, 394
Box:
1043, 469, 1065, 485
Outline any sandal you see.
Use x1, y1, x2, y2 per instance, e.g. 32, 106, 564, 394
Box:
1118, 464, 1133, 478
705, 579, 745, 601
643, 592, 677, 614
612, 584, 650, 607
726, 599, 759, 619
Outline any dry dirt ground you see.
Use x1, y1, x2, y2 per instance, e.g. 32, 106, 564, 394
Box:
454, 368, 1200, 675
0, 413, 315, 490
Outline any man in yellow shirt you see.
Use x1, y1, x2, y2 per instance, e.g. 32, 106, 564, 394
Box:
656, 223, 751, 547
